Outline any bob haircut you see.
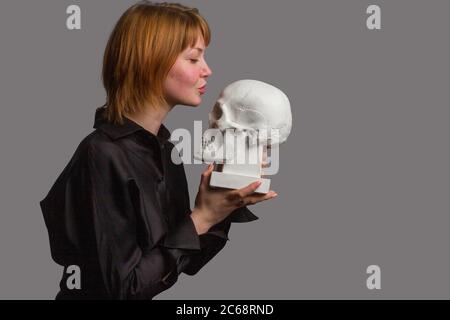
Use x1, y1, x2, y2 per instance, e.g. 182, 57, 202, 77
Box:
102, 1, 211, 124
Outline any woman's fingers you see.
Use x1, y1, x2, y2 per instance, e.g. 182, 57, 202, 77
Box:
200, 163, 214, 188
235, 181, 262, 198
226, 181, 260, 206
231, 189, 278, 207
244, 190, 278, 205
229, 181, 279, 205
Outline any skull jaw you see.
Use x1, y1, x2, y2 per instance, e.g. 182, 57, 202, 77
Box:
195, 127, 269, 164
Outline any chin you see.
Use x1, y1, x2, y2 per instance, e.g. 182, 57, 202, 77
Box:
182, 97, 202, 107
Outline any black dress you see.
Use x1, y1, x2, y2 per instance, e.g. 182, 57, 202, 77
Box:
39, 106, 258, 299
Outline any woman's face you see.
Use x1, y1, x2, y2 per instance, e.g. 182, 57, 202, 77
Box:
163, 37, 212, 107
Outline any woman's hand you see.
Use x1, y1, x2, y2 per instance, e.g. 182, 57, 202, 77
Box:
190, 164, 277, 234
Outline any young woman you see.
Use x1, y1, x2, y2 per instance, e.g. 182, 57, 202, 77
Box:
40, 1, 277, 300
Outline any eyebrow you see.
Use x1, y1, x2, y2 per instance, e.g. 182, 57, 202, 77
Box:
192, 48, 204, 53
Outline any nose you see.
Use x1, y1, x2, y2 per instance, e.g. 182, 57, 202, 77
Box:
202, 60, 212, 78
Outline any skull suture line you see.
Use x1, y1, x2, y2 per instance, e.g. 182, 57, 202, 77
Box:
195, 79, 292, 164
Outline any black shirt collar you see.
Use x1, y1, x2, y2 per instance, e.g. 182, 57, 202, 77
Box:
93, 106, 171, 143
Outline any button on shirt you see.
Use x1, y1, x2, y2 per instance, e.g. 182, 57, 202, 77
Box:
39, 106, 258, 300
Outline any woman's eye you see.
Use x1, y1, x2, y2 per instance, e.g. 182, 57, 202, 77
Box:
190, 59, 199, 63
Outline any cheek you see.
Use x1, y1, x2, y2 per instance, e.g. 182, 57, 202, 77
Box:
169, 66, 199, 89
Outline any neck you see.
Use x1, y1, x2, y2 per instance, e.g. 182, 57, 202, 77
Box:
125, 104, 173, 136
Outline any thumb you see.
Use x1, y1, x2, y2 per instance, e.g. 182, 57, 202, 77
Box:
200, 163, 214, 187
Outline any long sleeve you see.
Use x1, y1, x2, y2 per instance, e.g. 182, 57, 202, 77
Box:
41, 142, 190, 299
162, 206, 258, 277
85, 144, 194, 299
155, 151, 260, 278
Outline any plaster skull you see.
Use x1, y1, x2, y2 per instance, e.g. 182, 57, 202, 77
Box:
196, 79, 292, 163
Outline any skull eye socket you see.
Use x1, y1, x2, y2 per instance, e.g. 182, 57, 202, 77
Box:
211, 102, 223, 121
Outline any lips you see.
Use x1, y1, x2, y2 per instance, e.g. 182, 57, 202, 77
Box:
198, 85, 206, 94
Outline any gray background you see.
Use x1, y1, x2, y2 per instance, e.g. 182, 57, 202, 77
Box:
0, 0, 448, 299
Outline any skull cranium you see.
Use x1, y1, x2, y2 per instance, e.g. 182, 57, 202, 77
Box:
196, 79, 292, 163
